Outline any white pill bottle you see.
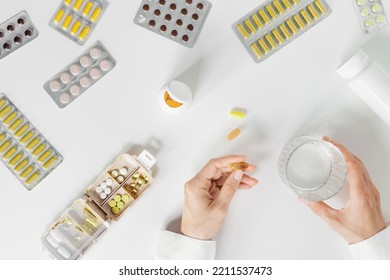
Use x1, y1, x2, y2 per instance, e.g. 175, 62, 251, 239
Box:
337, 49, 390, 125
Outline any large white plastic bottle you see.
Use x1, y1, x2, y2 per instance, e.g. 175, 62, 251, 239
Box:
337, 49, 390, 125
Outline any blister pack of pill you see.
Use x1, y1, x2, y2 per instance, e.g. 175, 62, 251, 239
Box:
0, 11, 39, 61
134, 0, 212, 48
42, 151, 156, 260
0, 94, 62, 190
233, 0, 332, 63
351, 0, 388, 33
43, 41, 116, 108
50, 0, 108, 45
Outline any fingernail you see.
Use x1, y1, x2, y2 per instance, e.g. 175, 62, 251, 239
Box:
234, 170, 243, 181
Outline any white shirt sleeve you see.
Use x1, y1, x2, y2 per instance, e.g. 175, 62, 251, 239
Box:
154, 230, 216, 260
349, 226, 390, 260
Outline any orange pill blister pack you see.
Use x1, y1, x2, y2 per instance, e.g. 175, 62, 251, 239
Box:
42, 151, 156, 260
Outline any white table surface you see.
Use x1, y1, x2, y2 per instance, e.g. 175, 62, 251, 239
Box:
1, 0, 390, 260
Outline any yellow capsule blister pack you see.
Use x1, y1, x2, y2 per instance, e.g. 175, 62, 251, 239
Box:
233, 0, 332, 63
0, 94, 62, 190
42, 151, 156, 259
50, 0, 108, 45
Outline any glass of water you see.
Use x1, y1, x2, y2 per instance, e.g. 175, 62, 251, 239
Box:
278, 136, 347, 201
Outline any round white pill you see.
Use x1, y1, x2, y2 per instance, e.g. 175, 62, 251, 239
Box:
80, 56, 92, 67
60, 72, 71, 84
104, 187, 111, 195
120, 168, 128, 176
80, 76, 91, 88
90, 68, 101, 80
70, 64, 81, 75
59, 93, 71, 104
117, 175, 124, 183
100, 59, 113, 71
49, 80, 61, 92
106, 178, 113, 186
100, 182, 107, 189
70, 84, 81, 96
100, 192, 107, 199
95, 186, 103, 193
90, 48, 101, 59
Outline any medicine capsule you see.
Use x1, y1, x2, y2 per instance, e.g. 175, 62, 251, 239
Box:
230, 162, 250, 171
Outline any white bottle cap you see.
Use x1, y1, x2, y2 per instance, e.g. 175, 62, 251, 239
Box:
159, 80, 193, 114
137, 150, 156, 170
337, 49, 370, 80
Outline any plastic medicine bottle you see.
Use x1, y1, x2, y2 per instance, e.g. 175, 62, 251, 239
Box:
337, 49, 390, 125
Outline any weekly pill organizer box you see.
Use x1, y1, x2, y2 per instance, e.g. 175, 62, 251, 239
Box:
0, 11, 38, 61
42, 151, 156, 260
43, 41, 116, 108
0, 94, 62, 190
134, 0, 212, 48
233, 0, 332, 63
50, 0, 108, 45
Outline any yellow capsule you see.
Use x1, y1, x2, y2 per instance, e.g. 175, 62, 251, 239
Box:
308, 4, 320, 19
265, 34, 277, 49
0, 133, 4, 142
20, 131, 34, 144
74, 0, 83, 11
266, 4, 278, 19
32, 143, 46, 156
54, 9, 65, 24
258, 38, 270, 53
43, 156, 58, 170
251, 14, 263, 29
9, 153, 23, 166
281, 0, 292, 9
26, 172, 41, 186
79, 26, 90, 41
229, 108, 247, 119
315, 0, 327, 14
272, 29, 284, 43
245, 19, 256, 34
250, 43, 263, 59
0, 106, 12, 118
286, 19, 299, 33
237, 24, 249, 39
83, 2, 93, 16
3, 146, 17, 159
0, 141, 11, 153
259, 10, 271, 24
279, 24, 291, 38
227, 128, 241, 141
291, 0, 300, 4
15, 124, 29, 137
273, 0, 285, 14
70, 20, 81, 35
0, 98, 5, 107
301, 10, 313, 24
26, 138, 40, 150
64, 0, 72, 5
62, 14, 73, 30
230, 162, 250, 171
3, 112, 17, 125
293, 14, 306, 29
21, 166, 34, 178
9, 118, 23, 131
90, 7, 102, 22
38, 150, 52, 163
15, 159, 28, 172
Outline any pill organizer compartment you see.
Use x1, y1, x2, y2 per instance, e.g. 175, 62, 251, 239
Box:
43, 151, 156, 259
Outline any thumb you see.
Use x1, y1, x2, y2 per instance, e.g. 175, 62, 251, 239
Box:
300, 199, 338, 223
215, 170, 243, 208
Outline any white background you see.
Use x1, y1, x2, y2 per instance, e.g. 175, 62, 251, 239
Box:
0, 0, 390, 260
